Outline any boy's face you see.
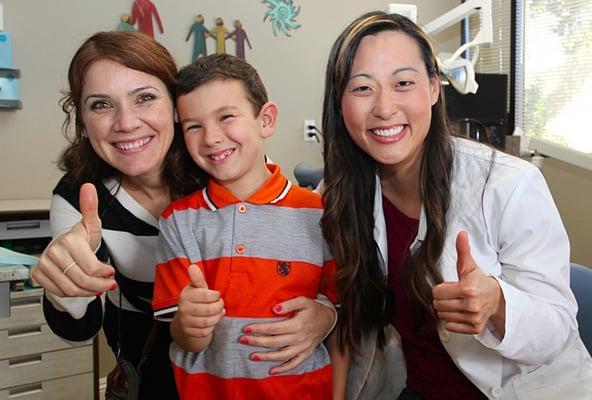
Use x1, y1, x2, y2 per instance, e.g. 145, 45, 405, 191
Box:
178, 79, 277, 198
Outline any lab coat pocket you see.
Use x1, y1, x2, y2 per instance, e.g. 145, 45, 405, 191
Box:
513, 340, 592, 400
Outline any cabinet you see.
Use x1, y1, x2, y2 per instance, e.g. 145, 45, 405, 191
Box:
0, 208, 94, 399
0, 290, 94, 399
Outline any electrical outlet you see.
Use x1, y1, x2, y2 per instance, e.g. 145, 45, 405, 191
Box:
304, 119, 316, 142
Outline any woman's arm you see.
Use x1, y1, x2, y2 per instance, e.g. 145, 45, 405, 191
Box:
239, 296, 337, 374
444, 165, 575, 365
30, 184, 115, 342
326, 331, 350, 400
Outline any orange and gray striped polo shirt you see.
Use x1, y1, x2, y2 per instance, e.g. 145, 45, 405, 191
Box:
153, 164, 337, 400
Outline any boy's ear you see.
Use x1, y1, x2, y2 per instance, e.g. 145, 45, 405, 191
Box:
259, 101, 278, 139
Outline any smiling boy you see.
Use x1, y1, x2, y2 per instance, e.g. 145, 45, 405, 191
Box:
152, 54, 345, 399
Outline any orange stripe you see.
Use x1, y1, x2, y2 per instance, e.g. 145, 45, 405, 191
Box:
153, 256, 336, 317
161, 192, 210, 219
153, 258, 200, 311
277, 184, 324, 209
320, 259, 338, 303
173, 363, 332, 400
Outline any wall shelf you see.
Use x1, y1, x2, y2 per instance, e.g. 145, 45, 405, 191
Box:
0, 99, 21, 109
0, 68, 21, 110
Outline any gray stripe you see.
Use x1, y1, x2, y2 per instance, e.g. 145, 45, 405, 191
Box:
159, 204, 330, 267
169, 316, 330, 379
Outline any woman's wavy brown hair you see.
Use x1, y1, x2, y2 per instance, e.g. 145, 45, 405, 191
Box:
321, 11, 454, 351
58, 31, 204, 199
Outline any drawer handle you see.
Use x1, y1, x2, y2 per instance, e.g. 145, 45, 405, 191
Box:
8, 354, 42, 367
11, 297, 42, 309
8, 325, 42, 338
5, 221, 42, 230
9, 382, 43, 397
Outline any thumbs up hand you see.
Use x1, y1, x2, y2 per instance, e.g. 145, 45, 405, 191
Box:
30, 183, 116, 298
175, 264, 225, 343
78, 183, 103, 252
432, 231, 506, 336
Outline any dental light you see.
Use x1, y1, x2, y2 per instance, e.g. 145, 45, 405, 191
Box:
389, 0, 493, 94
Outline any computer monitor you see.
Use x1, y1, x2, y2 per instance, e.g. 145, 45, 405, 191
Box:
444, 73, 508, 150
444, 73, 508, 126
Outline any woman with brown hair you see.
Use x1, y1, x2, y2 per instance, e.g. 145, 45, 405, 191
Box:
321, 11, 592, 400
31, 31, 337, 399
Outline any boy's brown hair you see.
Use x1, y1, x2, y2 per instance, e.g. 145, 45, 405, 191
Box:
176, 54, 268, 116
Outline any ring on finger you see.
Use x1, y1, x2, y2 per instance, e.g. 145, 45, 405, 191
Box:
63, 261, 77, 275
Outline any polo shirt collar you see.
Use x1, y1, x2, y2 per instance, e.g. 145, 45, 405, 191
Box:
202, 163, 291, 210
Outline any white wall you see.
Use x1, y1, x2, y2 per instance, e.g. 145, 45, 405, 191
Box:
0, 0, 458, 201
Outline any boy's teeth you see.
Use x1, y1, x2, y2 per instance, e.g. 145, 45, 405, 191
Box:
116, 137, 151, 150
373, 126, 404, 137
210, 149, 234, 161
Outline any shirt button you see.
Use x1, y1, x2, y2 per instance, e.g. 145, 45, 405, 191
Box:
490, 387, 503, 398
238, 204, 247, 213
439, 329, 451, 343
235, 244, 245, 254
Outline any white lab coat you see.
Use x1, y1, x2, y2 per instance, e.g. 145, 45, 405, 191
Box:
347, 138, 592, 400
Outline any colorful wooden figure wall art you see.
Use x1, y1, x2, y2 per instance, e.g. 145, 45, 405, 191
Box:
116, 13, 137, 32
186, 14, 210, 61
226, 20, 252, 60
211, 17, 229, 54
129, 0, 163, 38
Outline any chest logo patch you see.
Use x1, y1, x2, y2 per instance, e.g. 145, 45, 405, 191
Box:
277, 261, 291, 277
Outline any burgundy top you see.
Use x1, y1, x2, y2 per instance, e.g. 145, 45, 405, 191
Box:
382, 194, 486, 400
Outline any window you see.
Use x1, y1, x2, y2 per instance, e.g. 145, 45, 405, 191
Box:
517, 0, 592, 167
469, 0, 592, 169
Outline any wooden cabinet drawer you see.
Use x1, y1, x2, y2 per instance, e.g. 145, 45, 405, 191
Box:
0, 295, 44, 332
0, 346, 92, 390
0, 324, 89, 360
0, 372, 93, 400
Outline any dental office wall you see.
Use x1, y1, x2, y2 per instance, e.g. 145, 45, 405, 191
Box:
0, 0, 460, 379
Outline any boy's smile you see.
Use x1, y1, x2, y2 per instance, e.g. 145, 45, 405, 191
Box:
177, 79, 278, 200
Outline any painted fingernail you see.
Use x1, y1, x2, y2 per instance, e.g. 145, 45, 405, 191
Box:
274, 305, 283, 313
96, 292, 103, 297
251, 355, 261, 361
107, 271, 115, 277
239, 337, 249, 344
243, 327, 252, 334
110, 283, 117, 290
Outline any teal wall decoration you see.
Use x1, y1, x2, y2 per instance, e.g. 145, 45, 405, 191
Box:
262, 0, 301, 37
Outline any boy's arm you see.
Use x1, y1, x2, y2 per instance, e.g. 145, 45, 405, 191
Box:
326, 330, 350, 400
170, 265, 224, 352
153, 212, 224, 353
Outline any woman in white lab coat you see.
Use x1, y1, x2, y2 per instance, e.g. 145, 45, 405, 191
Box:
320, 11, 592, 400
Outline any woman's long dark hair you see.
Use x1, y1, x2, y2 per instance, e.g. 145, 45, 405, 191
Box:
321, 12, 454, 351
58, 31, 205, 200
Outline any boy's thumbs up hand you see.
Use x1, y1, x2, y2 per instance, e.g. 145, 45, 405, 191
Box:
188, 264, 208, 289
432, 231, 505, 335
176, 265, 225, 339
